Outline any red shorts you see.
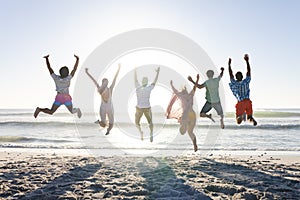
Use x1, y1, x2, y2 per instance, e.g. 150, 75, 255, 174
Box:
235, 99, 253, 116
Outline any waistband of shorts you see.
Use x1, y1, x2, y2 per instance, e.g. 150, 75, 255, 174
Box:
238, 98, 251, 102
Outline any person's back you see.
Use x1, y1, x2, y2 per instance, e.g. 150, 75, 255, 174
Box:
228, 54, 257, 126
229, 76, 251, 102
100, 87, 112, 104
205, 77, 221, 103
176, 90, 194, 113
136, 84, 154, 108
34, 55, 81, 119
51, 73, 72, 94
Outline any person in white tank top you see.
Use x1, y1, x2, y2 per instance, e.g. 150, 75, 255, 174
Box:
85, 64, 121, 135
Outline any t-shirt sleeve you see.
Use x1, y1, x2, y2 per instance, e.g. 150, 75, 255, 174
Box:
135, 81, 140, 88
230, 78, 236, 84
245, 76, 251, 83
149, 84, 155, 90
51, 73, 59, 80
66, 75, 73, 81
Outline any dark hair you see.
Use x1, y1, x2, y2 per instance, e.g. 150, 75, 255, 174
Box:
235, 72, 243, 81
59, 66, 69, 78
206, 70, 214, 78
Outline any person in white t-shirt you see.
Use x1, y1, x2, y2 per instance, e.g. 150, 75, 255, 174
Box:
85, 64, 121, 135
134, 67, 160, 142
34, 55, 81, 118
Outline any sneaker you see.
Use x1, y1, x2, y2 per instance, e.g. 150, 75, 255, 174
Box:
77, 108, 82, 118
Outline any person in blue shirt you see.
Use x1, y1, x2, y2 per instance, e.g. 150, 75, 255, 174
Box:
228, 54, 257, 126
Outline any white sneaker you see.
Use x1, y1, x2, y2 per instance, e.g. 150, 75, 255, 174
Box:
77, 108, 82, 118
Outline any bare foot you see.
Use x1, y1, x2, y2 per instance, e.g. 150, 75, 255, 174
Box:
34, 107, 40, 118
253, 119, 257, 126
98, 121, 106, 128
194, 145, 198, 152
208, 114, 215, 123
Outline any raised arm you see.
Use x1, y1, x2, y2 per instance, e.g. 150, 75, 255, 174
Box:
110, 63, 121, 90
151, 67, 160, 85
187, 75, 204, 89
244, 54, 251, 77
70, 54, 79, 77
43, 55, 54, 74
170, 80, 179, 95
134, 68, 140, 87
219, 67, 224, 78
85, 68, 101, 90
228, 58, 234, 79
190, 74, 200, 95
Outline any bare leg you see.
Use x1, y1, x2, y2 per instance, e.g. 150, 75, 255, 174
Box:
200, 113, 215, 122
98, 106, 107, 127
106, 107, 114, 135
34, 104, 60, 118
106, 123, 113, 135
220, 115, 225, 129
187, 124, 197, 152
66, 105, 82, 118
187, 111, 197, 152
135, 107, 144, 141
144, 108, 153, 142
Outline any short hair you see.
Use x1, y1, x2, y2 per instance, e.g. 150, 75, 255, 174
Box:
59, 66, 69, 78
235, 72, 243, 81
206, 70, 214, 78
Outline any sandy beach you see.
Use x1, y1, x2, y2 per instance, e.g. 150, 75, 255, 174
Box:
0, 149, 299, 199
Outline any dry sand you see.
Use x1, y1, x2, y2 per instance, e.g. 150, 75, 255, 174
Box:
0, 149, 299, 199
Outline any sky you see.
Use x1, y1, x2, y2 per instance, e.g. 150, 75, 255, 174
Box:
0, 0, 299, 111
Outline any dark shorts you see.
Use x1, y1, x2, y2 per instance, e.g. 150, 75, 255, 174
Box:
200, 101, 223, 116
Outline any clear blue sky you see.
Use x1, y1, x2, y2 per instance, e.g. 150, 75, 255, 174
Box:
0, 0, 299, 110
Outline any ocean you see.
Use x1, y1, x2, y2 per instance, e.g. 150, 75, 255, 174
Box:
0, 108, 300, 156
